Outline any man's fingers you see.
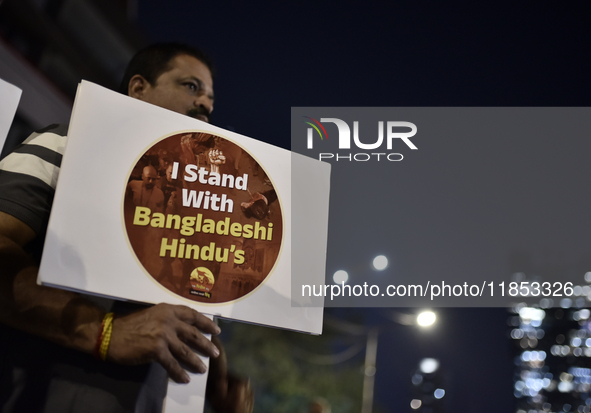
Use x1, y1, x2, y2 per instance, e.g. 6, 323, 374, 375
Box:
158, 347, 191, 384
177, 323, 220, 358
173, 305, 220, 335
168, 338, 207, 375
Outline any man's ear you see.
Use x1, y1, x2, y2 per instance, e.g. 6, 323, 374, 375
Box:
128, 74, 150, 100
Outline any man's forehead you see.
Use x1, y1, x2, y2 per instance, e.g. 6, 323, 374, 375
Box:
163, 54, 213, 83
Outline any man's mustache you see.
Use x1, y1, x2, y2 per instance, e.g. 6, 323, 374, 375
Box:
187, 108, 210, 123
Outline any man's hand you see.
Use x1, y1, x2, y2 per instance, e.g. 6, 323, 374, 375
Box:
108, 304, 220, 383
207, 335, 254, 413
0, 211, 220, 384
208, 149, 226, 174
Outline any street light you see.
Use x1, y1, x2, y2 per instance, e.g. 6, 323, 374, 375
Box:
362, 311, 437, 413
417, 311, 436, 327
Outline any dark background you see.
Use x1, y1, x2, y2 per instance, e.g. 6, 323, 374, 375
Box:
138, 2, 591, 147
136, 2, 590, 411
2, 1, 590, 411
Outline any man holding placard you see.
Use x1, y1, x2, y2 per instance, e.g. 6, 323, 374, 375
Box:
0, 43, 251, 412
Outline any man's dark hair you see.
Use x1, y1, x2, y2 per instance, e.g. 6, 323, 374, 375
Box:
118, 43, 214, 95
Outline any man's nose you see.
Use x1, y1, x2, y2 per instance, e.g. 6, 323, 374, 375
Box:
195, 95, 214, 115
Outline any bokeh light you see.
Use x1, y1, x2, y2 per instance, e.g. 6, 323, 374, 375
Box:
419, 358, 439, 374
372, 255, 388, 270
333, 270, 348, 284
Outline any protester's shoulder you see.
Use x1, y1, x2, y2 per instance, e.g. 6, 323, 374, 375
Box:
19, 123, 69, 153
0, 124, 69, 237
128, 180, 142, 190
0, 123, 69, 187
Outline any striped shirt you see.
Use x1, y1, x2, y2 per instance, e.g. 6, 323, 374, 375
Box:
0, 124, 167, 413
0, 124, 68, 236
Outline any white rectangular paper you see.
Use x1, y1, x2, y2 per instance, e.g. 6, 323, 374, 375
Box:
38, 81, 329, 335
0, 78, 22, 151
164, 359, 209, 413
163, 314, 212, 413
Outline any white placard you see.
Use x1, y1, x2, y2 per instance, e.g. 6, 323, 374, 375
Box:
38, 81, 329, 335
0, 78, 22, 151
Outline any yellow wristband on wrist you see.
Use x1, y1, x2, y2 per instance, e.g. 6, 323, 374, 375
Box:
99, 312, 114, 361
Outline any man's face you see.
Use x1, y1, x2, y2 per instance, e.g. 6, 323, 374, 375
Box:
142, 166, 158, 189
165, 164, 173, 182
135, 54, 214, 123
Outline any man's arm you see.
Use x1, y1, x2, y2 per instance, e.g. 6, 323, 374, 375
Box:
0, 211, 220, 383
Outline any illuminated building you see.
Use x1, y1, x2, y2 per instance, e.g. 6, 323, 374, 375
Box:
512, 288, 591, 412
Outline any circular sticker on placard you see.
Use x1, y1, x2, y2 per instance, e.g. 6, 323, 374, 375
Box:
123, 132, 283, 303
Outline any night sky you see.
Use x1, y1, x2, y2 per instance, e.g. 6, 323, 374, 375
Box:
137, 2, 591, 411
